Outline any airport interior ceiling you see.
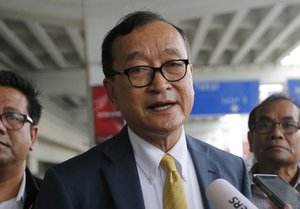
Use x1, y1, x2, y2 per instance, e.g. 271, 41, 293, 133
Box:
0, 0, 300, 134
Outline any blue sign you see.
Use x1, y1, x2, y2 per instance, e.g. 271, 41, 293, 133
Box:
288, 80, 300, 104
191, 80, 259, 116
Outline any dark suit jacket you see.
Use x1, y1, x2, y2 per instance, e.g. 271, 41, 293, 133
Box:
35, 126, 251, 209
24, 167, 42, 209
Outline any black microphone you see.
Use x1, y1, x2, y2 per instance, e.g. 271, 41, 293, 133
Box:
206, 178, 258, 209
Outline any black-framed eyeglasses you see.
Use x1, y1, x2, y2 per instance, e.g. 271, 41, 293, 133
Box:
109, 59, 189, 88
252, 120, 300, 134
0, 112, 34, 130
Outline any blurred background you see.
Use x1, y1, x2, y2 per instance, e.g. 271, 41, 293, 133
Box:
0, 0, 300, 176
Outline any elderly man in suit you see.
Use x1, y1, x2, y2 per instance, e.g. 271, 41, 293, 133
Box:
35, 10, 251, 209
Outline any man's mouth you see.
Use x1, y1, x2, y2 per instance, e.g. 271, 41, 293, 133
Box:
265, 145, 292, 153
0, 140, 10, 147
148, 102, 175, 110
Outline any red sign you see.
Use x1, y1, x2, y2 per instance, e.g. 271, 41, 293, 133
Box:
243, 140, 251, 157
92, 86, 124, 144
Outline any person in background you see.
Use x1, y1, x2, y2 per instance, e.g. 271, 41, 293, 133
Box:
35, 10, 251, 209
248, 93, 300, 209
0, 70, 42, 209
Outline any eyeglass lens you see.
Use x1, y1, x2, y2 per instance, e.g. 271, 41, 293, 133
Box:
254, 120, 299, 134
128, 60, 188, 87
0, 112, 28, 130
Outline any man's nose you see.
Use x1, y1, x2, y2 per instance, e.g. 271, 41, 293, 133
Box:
148, 70, 171, 92
270, 123, 285, 138
0, 118, 7, 133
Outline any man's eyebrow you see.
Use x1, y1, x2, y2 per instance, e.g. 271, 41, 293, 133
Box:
126, 51, 144, 62
281, 116, 297, 121
2, 106, 21, 112
164, 48, 182, 56
257, 116, 272, 121
258, 116, 295, 121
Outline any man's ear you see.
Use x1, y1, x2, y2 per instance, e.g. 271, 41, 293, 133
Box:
247, 131, 254, 152
30, 127, 38, 151
103, 78, 119, 110
189, 63, 193, 73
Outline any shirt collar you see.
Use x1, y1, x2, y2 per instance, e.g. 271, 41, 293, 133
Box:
167, 128, 188, 181
15, 171, 26, 203
128, 126, 189, 183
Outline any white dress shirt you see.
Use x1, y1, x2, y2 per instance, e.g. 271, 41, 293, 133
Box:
0, 172, 25, 209
128, 126, 204, 209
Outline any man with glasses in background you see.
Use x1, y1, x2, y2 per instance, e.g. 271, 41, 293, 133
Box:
0, 70, 42, 209
248, 93, 300, 209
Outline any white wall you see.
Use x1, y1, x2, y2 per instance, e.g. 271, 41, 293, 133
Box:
28, 111, 89, 175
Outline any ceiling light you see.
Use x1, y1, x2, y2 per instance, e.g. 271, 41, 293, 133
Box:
280, 44, 300, 65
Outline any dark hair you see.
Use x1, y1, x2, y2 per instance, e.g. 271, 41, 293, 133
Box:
101, 10, 190, 78
248, 93, 299, 131
0, 70, 42, 125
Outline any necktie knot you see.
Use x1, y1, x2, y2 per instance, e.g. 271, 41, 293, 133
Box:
160, 154, 177, 172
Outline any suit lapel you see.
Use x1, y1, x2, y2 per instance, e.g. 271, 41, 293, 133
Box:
102, 127, 145, 209
101, 129, 223, 209
187, 136, 221, 209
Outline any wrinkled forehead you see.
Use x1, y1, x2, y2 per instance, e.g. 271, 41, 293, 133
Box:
256, 99, 300, 120
0, 86, 28, 113
111, 21, 188, 64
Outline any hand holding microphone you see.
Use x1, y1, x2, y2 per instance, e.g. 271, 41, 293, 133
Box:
206, 179, 294, 209
284, 204, 293, 209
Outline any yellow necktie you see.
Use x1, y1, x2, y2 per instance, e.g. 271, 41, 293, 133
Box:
160, 154, 188, 209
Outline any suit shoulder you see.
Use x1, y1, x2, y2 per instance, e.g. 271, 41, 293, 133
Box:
187, 135, 243, 162
49, 130, 130, 173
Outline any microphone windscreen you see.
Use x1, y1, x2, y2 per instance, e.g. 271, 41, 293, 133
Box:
206, 178, 258, 209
